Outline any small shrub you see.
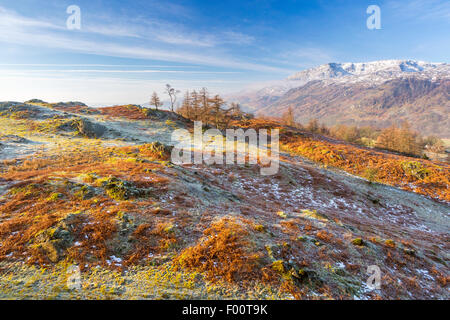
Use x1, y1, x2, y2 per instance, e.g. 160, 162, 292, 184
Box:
272, 260, 285, 273
276, 211, 287, 218
385, 239, 396, 248
316, 230, 332, 242
97, 177, 141, 200
46, 192, 62, 202
139, 142, 173, 161
401, 161, 430, 180
364, 167, 379, 183
253, 224, 265, 232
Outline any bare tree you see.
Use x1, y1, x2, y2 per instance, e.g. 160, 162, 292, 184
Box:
282, 106, 295, 127
166, 84, 180, 112
150, 91, 161, 110
306, 118, 320, 133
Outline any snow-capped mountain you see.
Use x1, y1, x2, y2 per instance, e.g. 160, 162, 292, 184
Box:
229, 60, 450, 137
286, 60, 450, 83
231, 60, 450, 108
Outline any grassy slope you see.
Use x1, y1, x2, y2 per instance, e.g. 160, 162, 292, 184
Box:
0, 103, 448, 300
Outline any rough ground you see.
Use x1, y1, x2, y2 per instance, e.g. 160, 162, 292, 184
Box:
0, 101, 448, 300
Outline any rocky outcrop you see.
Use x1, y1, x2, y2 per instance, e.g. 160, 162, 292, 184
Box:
75, 118, 107, 138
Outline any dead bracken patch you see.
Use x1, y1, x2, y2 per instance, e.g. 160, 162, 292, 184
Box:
280, 134, 450, 202
175, 216, 263, 283
0, 103, 448, 300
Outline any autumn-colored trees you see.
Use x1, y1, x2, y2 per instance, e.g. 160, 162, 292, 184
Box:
150, 92, 162, 110
330, 124, 360, 143
304, 118, 329, 135
281, 134, 450, 202
422, 136, 445, 154
375, 122, 421, 156
163, 87, 443, 160
281, 107, 296, 127
329, 124, 379, 146
176, 88, 247, 129
302, 120, 429, 158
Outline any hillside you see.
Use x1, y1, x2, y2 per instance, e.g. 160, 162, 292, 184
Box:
229, 60, 450, 138
0, 101, 449, 299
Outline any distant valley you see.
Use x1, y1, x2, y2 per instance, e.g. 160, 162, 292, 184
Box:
230, 60, 450, 138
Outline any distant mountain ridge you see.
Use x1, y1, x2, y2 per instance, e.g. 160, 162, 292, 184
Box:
229, 60, 450, 137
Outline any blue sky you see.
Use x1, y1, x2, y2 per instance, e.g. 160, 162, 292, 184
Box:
0, 0, 449, 105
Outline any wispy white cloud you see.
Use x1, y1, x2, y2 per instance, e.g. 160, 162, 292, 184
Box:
0, 4, 287, 104
83, 25, 143, 38
0, 74, 246, 106
0, 6, 283, 73
0, 6, 141, 38
0, 5, 246, 48
386, 0, 450, 20
278, 47, 334, 67
0, 69, 240, 74
141, 0, 195, 20
153, 31, 217, 47
0, 64, 198, 67
84, 17, 218, 46
0, 6, 63, 30
222, 31, 255, 45
150, 29, 255, 47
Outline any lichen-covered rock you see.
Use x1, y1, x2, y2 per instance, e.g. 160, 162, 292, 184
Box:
139, 142, 173, 160
75, 118, 107, 138
32, 213, 83, 262
97, 177, 145, 200
0, 135, 30, 144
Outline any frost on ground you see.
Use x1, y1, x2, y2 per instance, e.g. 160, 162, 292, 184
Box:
0, 101, 448, 300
